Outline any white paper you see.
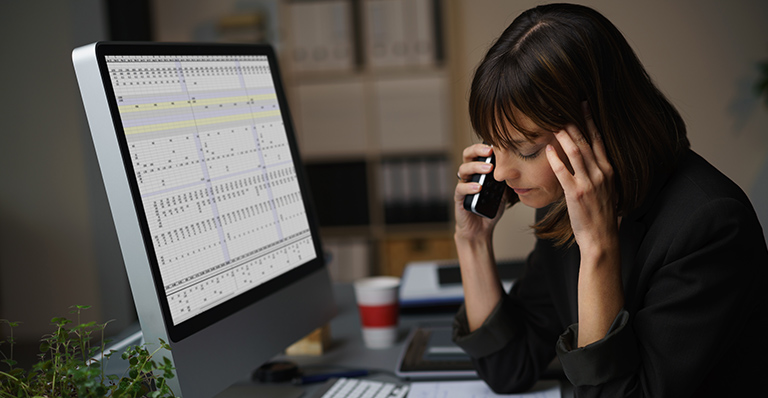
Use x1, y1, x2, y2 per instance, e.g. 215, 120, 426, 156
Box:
407, 380, 561, 398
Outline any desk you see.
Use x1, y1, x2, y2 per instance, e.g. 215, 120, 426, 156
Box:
254, 283, 574, 397
106, 284, 573, 397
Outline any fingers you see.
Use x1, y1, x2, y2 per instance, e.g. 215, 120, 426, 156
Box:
457, 143, 493, 183
546, 104, 614, 204
453, 182, 482, 205
583, 106, 613, 178
564, 124, 595, 173
581, 103, 614, 185
455, 174, 482, 197
549, 103, 612, 182
545, 142, 573, 189
462, 143, 493, 162
456, 143, 503, 210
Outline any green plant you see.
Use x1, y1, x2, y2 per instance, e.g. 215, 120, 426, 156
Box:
0, 305, 177, 398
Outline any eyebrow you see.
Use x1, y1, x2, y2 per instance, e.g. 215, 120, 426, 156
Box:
512, 136, 541, 146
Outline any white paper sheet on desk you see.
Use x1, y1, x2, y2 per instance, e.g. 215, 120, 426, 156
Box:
408, 380, 560, 398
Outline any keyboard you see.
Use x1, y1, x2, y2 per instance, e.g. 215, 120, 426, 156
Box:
311, 377, 409, 398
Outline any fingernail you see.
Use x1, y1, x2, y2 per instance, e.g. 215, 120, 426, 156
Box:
482, 164, 492, 171
546, 145, 554, 152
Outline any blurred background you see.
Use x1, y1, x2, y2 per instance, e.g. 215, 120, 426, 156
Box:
2, 0, 767, 347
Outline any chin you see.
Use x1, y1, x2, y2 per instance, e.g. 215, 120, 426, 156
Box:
518, 194, 557, 209
518, 197, 546, 209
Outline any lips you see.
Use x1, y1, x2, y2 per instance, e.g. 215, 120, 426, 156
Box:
513, 188, 532, 195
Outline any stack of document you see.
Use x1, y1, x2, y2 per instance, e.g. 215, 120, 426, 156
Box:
399, 260, 524, 311
409, 380, 561, 398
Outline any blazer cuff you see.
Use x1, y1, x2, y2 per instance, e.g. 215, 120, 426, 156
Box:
556, 309, 639, 386
452, 295, 520, 358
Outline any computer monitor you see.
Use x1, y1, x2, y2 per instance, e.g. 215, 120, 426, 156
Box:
72, 42, 337, 398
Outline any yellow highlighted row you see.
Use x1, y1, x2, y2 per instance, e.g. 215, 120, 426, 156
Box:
118, 94, 277, 113
123, 110, 281, 135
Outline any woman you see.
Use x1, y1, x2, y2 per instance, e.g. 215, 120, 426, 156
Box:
452, 3, 768, 397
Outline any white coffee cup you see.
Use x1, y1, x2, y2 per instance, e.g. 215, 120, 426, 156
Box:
353, 276, 401, 349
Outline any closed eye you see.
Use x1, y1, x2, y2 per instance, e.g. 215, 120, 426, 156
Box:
517, 148, 542, 161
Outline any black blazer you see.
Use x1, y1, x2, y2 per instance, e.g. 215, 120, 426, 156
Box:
453, 150, 768, 397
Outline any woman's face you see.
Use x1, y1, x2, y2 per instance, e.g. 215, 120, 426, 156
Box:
492, 116, 570, 209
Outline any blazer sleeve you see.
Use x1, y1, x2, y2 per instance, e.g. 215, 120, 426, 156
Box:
555, 197, 768, 397
452, 235, 568, 393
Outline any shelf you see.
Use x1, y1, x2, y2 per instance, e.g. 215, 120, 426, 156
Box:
280, 0, 455, 280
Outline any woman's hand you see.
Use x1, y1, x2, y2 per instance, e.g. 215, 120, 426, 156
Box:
454, 143, 511, 243
454, 142, 510, 331
545, 109, 618, 255
545, 104, 623, 347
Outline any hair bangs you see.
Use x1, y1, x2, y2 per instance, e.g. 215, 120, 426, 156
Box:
472, 58, 562, 150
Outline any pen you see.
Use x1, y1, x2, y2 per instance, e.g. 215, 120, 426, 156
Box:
292, 369, 369, 385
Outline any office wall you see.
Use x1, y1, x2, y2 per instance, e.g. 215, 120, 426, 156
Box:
0, 0, 766, 340
449, 0, 768, 260
0, 1, 134, 340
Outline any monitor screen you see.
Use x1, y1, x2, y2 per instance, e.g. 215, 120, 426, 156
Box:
105, 50, 319, 336
73, 42, 336, 398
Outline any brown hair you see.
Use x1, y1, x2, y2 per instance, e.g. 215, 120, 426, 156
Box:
469, 3, 689, 246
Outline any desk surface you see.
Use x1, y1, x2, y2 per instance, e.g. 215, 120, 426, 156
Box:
107, 284, 572, 397
259, 283, 574, 397
281, 283, 452, 370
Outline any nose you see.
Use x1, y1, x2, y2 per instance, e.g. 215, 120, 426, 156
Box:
492, 149, 520, 183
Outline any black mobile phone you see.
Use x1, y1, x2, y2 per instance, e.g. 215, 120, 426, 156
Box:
462, 153, 507, 219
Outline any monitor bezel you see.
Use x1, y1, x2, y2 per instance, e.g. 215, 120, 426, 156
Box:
92, 42, 326, 342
